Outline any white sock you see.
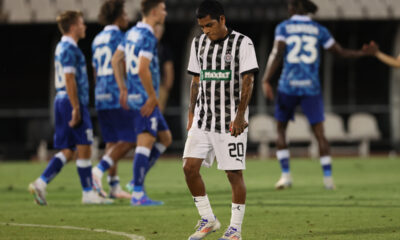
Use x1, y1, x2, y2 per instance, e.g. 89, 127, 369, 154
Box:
230, 203, 245, 232
193, 195, 215, 221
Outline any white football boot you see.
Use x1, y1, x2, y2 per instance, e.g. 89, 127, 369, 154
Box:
28, 181, 47, 206
275, 173, 292, 190
323, 176, 336, 190
82, 190, 113, 204
188, 218, 221, 240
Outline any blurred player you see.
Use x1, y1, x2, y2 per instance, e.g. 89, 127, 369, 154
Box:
363, 41, 400, 68
28, 11, 112, 205
262, 0, 366, 190
112, 0, 172, 206
154, 23, 174, 112
91, 0, 133, 199
184, 1, 258, 239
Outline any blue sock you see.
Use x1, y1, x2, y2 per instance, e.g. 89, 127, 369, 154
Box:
96, 155, 113, 172
146, 143, 167, 173
40, 152, 67, 183
133, 147, 151, 191
108, 176, 120, 187
76, 159, 93, 192
277, 149, 290, 173
320, 156, 332, 177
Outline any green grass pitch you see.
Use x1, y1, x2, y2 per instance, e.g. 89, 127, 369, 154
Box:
0, 157, 399, 239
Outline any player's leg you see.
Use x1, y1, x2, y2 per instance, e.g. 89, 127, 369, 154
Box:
28, 149, 74, 206
29, 97, 75, 205
215, 131, 247, 240
221, 170, 246, 240
92, 109, 135, 198
184, 158, 220, 239
107, 141, 135, 198
77, 144, 113, 204
302, 94, 335, 189
274, 92, 297, 189
146, 113, 172, 173
183, 128, 220, 239
131, 132, 162, 205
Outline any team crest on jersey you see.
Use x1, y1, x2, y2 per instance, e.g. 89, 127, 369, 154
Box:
224, 53, 233, 63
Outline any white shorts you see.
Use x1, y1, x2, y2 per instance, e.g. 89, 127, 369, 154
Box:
183, 127, 247, 170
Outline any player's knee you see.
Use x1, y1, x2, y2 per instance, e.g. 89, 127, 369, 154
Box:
225, 170, 243, 183
159, 131, 172, 147
183, 160, 200, 177
61, 149, 74, 162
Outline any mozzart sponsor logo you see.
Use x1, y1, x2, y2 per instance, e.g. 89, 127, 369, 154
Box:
200, 70, 232, 81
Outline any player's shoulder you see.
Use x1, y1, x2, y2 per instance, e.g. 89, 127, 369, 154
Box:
276, 19, 290, 29
231, 30, 254, 45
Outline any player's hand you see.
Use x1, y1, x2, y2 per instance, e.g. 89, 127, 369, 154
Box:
230, 115, 248, 137
119, 87, 129, 110
362, 41, 379, 56
140, 96, 158, 117
69, 108, 81, 128
262, 81, 274, 101
187, 111, 194, 131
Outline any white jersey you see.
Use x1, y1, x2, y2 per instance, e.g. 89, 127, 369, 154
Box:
187, 30, 259, 133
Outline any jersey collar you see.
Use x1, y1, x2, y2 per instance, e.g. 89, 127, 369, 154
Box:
136, 21, 154, 34
104, 25, 120, 31
290, 14, 311, 21
61, 36, 77, 46
212, 28, 232, 44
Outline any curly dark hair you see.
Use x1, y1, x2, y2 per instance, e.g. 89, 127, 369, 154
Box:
98, 0, 125, 25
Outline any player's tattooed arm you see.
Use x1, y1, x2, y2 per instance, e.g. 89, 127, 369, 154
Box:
231, 72, 254, 137
187, 75, 200, 130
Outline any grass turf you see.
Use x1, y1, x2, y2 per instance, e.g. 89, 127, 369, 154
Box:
0, 157, 399, 239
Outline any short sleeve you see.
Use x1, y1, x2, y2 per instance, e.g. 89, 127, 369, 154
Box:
239, 36, 259, 75
320, 25, 335, 49
187, 38, 201, 75
275, 23, 286, 42
117, 35, 126, 52
60, 47, 77, 74
138, 35, 157, 60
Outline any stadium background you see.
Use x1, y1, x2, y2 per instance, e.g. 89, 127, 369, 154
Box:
0, 0, 400, 160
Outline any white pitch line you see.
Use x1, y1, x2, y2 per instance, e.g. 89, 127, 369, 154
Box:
0, 222, 145, 240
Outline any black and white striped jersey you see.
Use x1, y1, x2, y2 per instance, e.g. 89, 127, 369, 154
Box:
187, 30, 259, 133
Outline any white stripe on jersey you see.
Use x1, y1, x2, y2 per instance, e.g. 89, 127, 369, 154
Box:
188, 30, 258, 133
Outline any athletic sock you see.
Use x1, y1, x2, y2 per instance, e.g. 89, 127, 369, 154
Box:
76, 159, 93, 192
193, 195, 215, 222
147, 143, 167, 171
40, 152, 67, 184
132, 147, 151, 196
277, 149, 290, 174
107, 175, 120, 188
230, 203, 245, 232
320, 156, 332, 177
93, 155, 114, 179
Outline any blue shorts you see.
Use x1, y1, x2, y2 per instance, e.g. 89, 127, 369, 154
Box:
97, 108, 137, 143
275, 91, 325, 125
134, 107, 169, 137
54, 97, 93, 150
